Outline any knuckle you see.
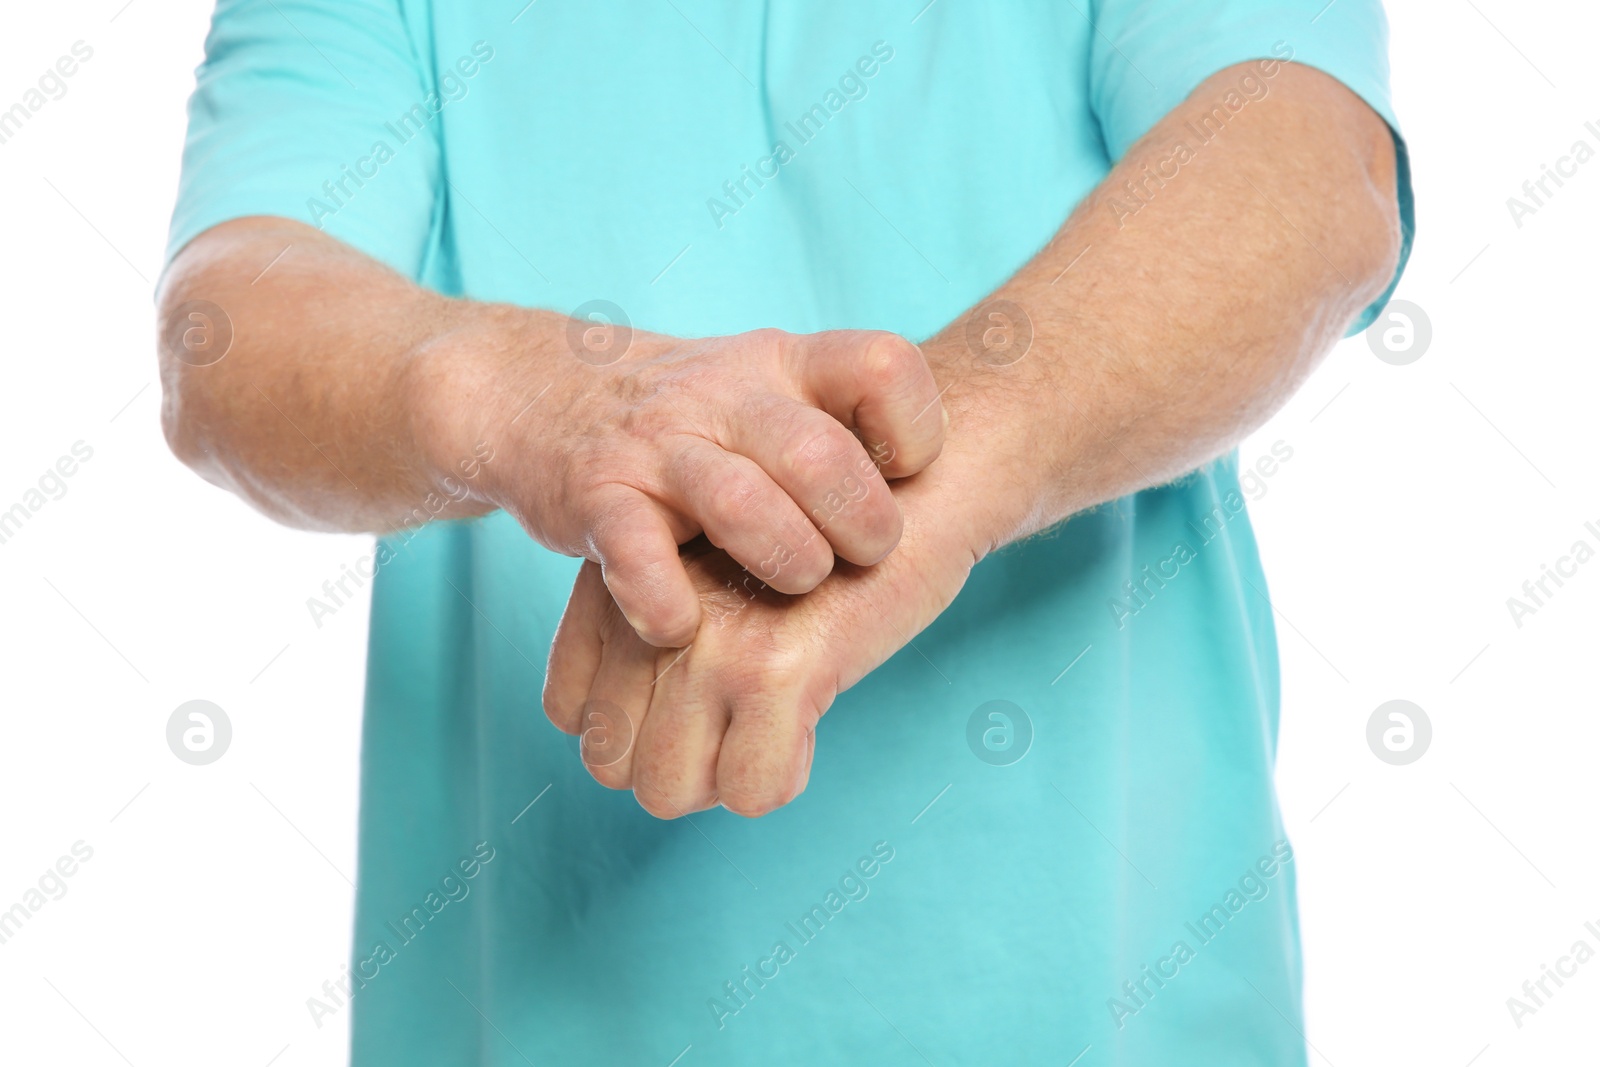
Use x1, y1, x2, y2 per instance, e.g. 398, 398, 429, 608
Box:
718, 786, 783, 819
586, 494, 639, 548
579, 700, 636, 783
706, 471, 766, 526
636, 783, 715, 820
542, 690, 581, 735
738, 327, 790, 365
715, 717, 803, 820
747, 326, 788, 347
587, 760, 632, 791
636, 792, 684, 820
781, 426, 854, 481
861, 332, 924, 388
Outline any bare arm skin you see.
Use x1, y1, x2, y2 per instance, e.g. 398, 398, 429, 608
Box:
157, 220, 946, 646
545, 62, 1404, 817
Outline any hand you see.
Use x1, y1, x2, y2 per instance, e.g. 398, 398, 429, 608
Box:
540, 461, 982, 818
413, 318, 946, 647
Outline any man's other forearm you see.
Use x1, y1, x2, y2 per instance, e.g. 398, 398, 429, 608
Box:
921, 61, 1402, 557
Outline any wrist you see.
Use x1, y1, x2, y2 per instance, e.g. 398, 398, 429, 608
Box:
913, 331, 1061, 563
398, 299, 541, 518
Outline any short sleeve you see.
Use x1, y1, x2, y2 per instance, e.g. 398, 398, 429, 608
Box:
1087, 0, 1415, 334
165, 0, 440, 279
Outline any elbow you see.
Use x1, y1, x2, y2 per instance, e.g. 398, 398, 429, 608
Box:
1345, 107, 1406, 309
159, 375, 232, 500
1352, 170, 1404, 307
155, 279, 231, 488
159, 371, 206, 477
1277, 62, 1406, 313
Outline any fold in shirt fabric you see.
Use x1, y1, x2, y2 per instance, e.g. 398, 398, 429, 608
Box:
168, 2, 1413, 1063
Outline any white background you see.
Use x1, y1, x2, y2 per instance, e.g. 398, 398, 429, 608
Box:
0, 1, 1594, 1065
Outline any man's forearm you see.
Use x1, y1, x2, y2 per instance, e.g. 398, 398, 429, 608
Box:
158, 216, 517, 532
920, 61, 1402, 558
160, 216, 949, 645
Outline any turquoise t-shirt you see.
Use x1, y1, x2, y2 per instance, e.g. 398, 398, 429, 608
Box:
169, 3, 1413, 1064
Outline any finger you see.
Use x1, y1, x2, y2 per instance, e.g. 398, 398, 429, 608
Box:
629, 646, 728, 820
720, 400, 904, 567
663, 441, 834, 595
787, 330, 945, 479
716, 675, 822, 818
580, 618, 658, 791
588, 488, 701, 647
542, 560, 608, 734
